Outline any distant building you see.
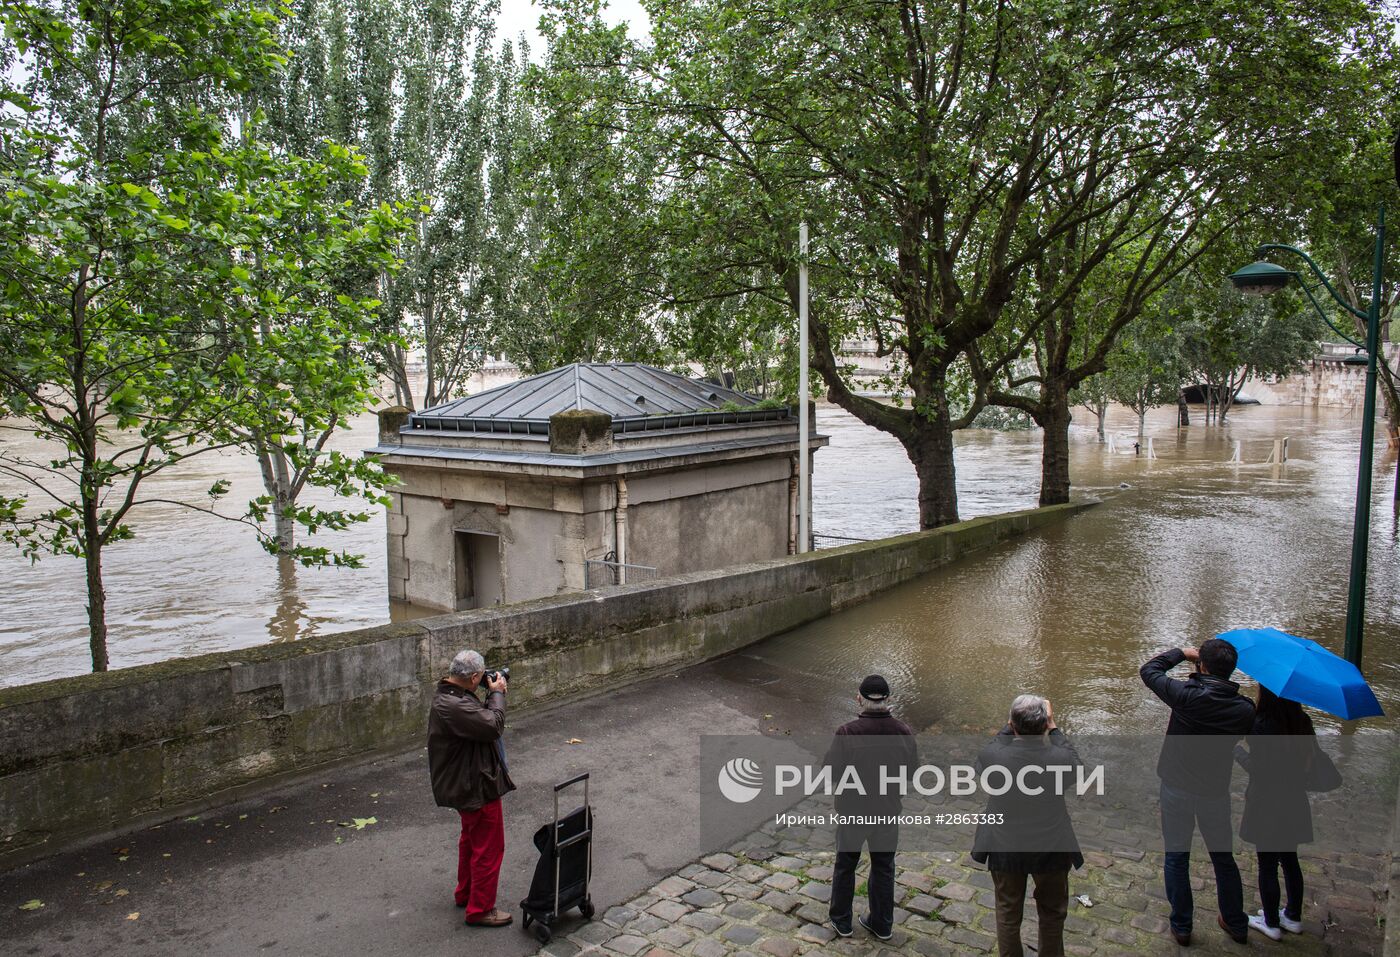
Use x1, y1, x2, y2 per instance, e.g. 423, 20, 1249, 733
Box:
368, 363, 827, 612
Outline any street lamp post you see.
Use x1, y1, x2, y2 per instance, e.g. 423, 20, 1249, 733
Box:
1228, 206, 1387, 668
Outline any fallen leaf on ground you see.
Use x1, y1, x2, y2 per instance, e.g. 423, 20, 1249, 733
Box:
183, 816, 199, 823
338, 817, 378, 830
113, 889, 129, 898
162, 854, 171, 859
334, 836, 344, 845
114, 847, 129, 855
95, 881, 113, 892
126, 912, 140, 921
19, 899, 43, 911
566, 738, 583, 745
238, 815, 247, 820
117, 856, 128, 862
369, 793, 379, 798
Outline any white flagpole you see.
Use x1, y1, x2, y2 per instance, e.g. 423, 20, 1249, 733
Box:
799, 222, 810, 554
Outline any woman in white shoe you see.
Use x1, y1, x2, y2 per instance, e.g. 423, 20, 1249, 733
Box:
1236, 687, 1313, 941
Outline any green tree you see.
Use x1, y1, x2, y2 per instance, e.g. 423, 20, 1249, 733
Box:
1174, 275, 1319, 422
206, 134, 410, 559
260, 0, 532, 409
528, 0, 1394, 526
0, 0, 406, 670
1104, 314, 1188, 437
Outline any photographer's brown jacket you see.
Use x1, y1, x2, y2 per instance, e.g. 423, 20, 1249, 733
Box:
428, 679, 516, 811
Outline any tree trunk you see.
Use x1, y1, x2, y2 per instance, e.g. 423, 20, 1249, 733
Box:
1039, 380, 1072, 506
254, 437, 298, 554
1094, 400, 1106, 442
1138, 408, 1147, 436
272, 494, 295, 552
904, 410, 960, 528
1177, 390, 1190, 426
82, 490, 109, 672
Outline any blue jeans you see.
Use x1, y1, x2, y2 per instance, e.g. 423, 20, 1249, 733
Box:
1159, 782, 1245, 937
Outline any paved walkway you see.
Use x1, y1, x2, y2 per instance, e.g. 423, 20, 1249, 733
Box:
538, 811, 1390, 957
0, 662, 821, 957
2, 653, 1392, 957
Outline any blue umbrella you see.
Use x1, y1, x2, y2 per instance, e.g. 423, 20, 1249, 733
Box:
1216, 627, 1384, 720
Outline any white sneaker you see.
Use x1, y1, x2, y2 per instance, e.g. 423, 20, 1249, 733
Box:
1259, 908, 1304, 934
1248, 914, 1283, 941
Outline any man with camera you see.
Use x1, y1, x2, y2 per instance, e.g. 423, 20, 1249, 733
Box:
429, 650, 514, 927
1141, 639, 1256, 947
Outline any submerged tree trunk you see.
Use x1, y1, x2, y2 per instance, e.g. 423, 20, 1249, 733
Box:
1177, 389, 1190, 426
1038, 380, 1073, 506
254, 432, 299, 553
904, 412, 960, 528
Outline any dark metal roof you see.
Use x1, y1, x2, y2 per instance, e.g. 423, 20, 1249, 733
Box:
407, 363, 785, 435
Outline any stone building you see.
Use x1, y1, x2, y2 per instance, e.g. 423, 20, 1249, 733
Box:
369, 363, 827, 613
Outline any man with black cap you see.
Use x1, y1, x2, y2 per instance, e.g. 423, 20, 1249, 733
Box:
824, 674, 917, 940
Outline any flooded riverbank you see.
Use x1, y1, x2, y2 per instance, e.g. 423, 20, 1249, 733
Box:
732, 404, 1400, 736
2, 403, 1396, 706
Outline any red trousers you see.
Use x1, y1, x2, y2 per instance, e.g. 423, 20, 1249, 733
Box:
454, 798, 505, 921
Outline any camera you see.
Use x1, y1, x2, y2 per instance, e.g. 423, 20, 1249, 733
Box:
482, 666, 510, 688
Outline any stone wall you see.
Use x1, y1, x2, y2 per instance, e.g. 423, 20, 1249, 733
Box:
1247, 343, 1400, 408
0, 502, 1094, 869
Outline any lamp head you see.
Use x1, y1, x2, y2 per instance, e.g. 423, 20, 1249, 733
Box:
1228, 261, 1295, 297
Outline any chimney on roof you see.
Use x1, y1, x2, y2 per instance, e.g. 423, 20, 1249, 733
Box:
550, 409, 614, 454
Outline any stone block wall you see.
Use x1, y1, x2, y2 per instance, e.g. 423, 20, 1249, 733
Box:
0, 502, 1094, 868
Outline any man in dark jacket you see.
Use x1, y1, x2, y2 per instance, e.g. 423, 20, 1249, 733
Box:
429, 649, 515, 927
1141, 639, 1256, 946
973, 695, 1083, 957
824, 674, 917, 942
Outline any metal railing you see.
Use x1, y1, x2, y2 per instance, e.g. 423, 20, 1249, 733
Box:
584, 557, 659, 589
812, 532, 873, 550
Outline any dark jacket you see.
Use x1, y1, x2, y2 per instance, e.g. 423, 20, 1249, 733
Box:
972, 728, 1085, 874
428, 679, 515, 811
1140, 648, 1256, 794
1236, 712, 1314, 850
822, 707, 917, 816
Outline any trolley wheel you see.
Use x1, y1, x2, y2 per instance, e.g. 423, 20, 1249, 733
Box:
579, 899, 596, 920
521, 912, 533, 929
532, 923, 552, 944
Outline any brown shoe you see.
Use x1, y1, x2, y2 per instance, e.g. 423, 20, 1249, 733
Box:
1218, 914, 1248, 945
1171, 927, 1191, 946
466, 908, 513, 927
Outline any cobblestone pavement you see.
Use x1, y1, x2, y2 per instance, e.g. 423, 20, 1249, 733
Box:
537, 825, 1389, 957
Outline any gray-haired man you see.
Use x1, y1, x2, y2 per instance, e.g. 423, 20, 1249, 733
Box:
428, 650, 514, 927
972, 695, 1083, 957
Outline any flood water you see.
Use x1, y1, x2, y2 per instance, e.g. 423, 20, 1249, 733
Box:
736, 404, 1400, 737
3, 402, 1398, 739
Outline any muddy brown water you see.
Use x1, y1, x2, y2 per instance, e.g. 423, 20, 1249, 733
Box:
3, 403, 1398, 742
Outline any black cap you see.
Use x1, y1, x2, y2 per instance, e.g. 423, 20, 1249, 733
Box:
859, 674, 890, 701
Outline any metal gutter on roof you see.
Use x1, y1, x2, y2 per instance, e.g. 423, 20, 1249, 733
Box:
367, 431, 828, 471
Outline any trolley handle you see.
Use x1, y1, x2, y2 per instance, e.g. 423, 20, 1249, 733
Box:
554, 772, 589, 792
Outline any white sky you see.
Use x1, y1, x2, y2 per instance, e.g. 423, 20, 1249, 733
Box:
497, 0, 650, 51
